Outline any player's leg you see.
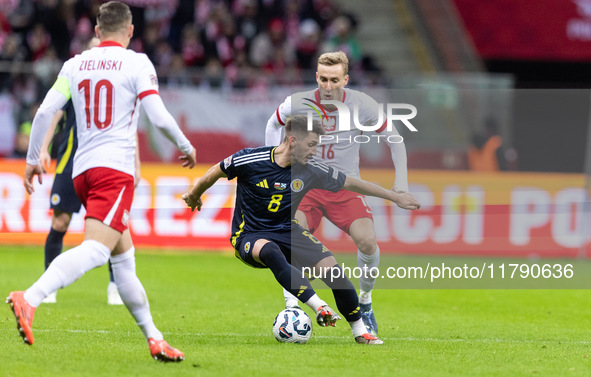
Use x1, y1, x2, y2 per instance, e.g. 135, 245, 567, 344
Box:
314, 256, 382, 344
44, 164, 83, 303
280, 209, 315, 308
287, 225, 348, 328
326, 191, 380, 335
28, 218, 119, 305
41, 210, 73, 303
348, 217, 380, 335
44, 210, 72, 269
244, 236, 333, 322
8, 218, 116, 345
8, 167, 132, 346
294, 209, 310, 229
291, 222, 382, 344
110, 231, 183, 362
107, 261, 123, 305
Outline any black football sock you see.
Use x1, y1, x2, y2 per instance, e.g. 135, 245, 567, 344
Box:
258, 242, 316, 303
320, 264, 361, 322
108, 260, 115, 282
44, 228, 66, 270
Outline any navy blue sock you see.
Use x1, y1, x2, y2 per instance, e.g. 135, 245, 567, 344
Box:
44, 228, 66, 270
258, 242, 316, 303
108, 260, 115, 282
320, 265, 361, 322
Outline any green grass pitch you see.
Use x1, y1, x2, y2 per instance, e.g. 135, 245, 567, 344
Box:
1, 245, 590, 376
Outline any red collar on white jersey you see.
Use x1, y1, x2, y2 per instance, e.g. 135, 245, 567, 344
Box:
98, 41, 124, 48
314, 88, 347, 105
314, 89, 346, 113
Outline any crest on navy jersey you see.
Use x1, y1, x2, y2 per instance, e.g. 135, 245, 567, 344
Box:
51, 193, 61, 205
291, 179, 304, 192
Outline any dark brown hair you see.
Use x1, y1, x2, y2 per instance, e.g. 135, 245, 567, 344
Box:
285, 115, 324, 139
97, 1, 132, 34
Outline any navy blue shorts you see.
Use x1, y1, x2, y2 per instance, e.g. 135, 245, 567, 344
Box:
233, 221, 333, 269
50, 171, 82, 213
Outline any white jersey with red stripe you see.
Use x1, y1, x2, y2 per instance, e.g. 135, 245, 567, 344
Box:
57, 41, 159, 178
271, 88, 385, 178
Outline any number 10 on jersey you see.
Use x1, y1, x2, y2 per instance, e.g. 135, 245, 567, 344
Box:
78, 79, 114, 130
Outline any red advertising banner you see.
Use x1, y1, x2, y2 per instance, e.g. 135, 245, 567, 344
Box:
319, 170, 588, 258
453, 0, 591, 61
0, 159, 588, 257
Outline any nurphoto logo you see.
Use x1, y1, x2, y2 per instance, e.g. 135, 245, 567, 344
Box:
304, 99, 418, 144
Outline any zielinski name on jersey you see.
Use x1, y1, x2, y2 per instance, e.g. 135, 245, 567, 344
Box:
79, 60, 123, 71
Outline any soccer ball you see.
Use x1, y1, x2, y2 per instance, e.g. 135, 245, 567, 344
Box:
272, 308, 312, 344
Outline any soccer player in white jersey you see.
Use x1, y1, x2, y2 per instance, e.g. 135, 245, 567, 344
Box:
7, 1, 194, 362
266, 51, 417, 335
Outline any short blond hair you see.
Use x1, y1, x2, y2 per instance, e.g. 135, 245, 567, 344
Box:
317, 51, 349, 75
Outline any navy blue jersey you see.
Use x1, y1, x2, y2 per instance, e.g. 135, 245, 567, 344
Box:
49, 100, 82, 212
220, 146, 346, 238
53, 100, 77, 177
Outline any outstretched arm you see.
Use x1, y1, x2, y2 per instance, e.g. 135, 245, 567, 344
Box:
141, 94, 196, 168
265, 97, 290, 146
265, 110, 284, 146
39, 109, 65, 171
343, 176, 420, 210
24, 88, 68, 194
382, 128, 409, 193
182, 164, 227, 211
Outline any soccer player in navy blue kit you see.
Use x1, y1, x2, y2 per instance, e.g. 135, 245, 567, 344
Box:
182, 115, 420, 344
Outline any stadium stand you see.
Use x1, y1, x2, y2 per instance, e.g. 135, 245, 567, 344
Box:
0, 0, 385, 156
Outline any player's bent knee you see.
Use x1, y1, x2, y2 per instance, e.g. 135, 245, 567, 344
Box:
81, 239, 111, 268
354, 237, 377, 255
252, 239, 271, 262
258, 241, 281, 259
110, 247, 135, 265
349, 218, 377, 253
314, 255, 338, 270
52, 211, 73, 232
112, 231, 134, 256
320, 264, 356, 290
294, 210, 309, 229
258, 241, 290, 269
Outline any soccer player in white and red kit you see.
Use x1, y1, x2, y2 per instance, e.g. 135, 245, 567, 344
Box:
8, 1, 194, 362
266, 51, 418, 335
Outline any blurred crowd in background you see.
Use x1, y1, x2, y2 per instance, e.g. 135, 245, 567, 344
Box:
0, 0, 389, 158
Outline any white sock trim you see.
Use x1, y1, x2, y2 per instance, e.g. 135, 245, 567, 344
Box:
110, 246, 135, 264
350, 319, 367, 337
304, 294, 327, 312
358, 246, 380, 293
24, 240, 110, 307
110, 246, 162, 341
359, 289, 372, 305
283, 287, 299, 307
